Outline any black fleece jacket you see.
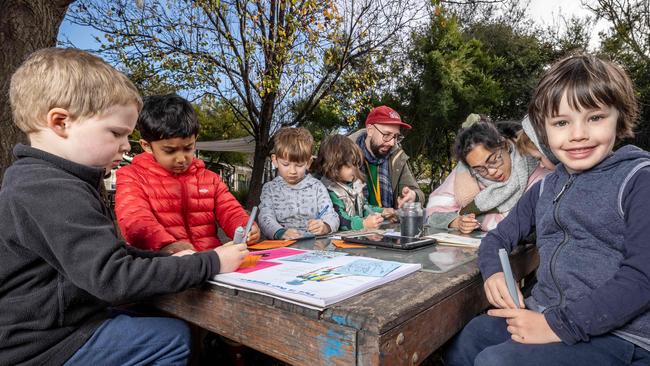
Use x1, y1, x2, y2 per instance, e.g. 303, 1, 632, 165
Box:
0, 144, 220, 365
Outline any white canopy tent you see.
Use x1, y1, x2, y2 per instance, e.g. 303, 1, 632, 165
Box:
195, 136, 274, 186
195, 136, 256, 154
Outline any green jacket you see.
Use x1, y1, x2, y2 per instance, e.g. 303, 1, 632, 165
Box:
348, 129, 425, 208
321, 176, 382, 230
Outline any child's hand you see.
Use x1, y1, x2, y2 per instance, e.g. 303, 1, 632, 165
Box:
282, 229, 302, 240
484, 272, 525, 309
214, 243, 249, 273
397, 187, 416, 208
450, 214, 480, 234
363, 214, 384, 229
307, 219, 331, 235
487, 308, 561, 344
247, 223, 261, 244
161, 241, 195, 254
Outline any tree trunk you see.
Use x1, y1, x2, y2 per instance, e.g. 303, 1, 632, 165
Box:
0, 0, 74, 183
246, 136, 271, 209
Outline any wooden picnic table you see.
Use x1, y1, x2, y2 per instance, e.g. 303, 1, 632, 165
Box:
152, 236, 538, 365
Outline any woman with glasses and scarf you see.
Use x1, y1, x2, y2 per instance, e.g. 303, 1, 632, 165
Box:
426, 115, 551, 234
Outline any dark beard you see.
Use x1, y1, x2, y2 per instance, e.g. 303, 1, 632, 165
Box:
369, 139, 388, 157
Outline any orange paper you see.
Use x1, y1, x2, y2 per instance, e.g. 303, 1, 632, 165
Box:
331, 239, 366, 248
248, 240, 296, 250
238, 255, 262, 269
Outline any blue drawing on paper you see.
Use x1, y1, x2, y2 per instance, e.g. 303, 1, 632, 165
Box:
335, 259, 400, 277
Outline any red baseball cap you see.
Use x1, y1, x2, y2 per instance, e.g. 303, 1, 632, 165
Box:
364, 105, 412, 129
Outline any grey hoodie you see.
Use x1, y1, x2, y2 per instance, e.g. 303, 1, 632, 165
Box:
258, 174, 339, 238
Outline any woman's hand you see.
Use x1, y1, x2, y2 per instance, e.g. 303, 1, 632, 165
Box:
450, 213, 480, 234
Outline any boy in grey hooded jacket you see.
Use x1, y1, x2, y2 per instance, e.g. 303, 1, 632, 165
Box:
445, 54, 650, 366
259, 128, 339, 239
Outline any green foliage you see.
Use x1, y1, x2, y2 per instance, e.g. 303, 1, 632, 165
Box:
122, 58, 177, 96
66, 0, 421, 207
462, 22, 557, 120
381, 5, 588, 190
390, 10, 504, 187
592, 0, 650, 149
195, 99, 249, 166
293, 95, 349, 144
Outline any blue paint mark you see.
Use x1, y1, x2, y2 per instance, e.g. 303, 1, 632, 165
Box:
327, 312, 364, 329
331, 314, 347, 325
318, 330, 348, 360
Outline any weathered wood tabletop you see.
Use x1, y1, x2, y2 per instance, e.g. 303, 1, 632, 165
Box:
153, 242, 538, 366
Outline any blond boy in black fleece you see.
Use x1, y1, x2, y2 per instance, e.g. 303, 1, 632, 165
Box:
0, 48, 248, 365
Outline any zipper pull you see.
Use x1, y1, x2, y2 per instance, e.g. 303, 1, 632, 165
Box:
553, 175, 575, 203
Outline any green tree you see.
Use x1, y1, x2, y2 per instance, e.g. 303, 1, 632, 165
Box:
195, 98, 249, 168
587, 0, 650, 149
462, 21, 557, 120
390, 8, 503, 188
65, 0, 423, 207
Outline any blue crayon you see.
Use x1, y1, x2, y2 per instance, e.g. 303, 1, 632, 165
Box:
315, 205, 329, 220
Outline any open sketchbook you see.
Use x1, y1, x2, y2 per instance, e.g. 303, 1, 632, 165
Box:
210, 248, 421, 309
424, 232, 483, 248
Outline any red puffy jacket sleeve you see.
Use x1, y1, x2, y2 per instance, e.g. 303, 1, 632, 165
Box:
211, 174, 249, 240
115, 165, 177, 251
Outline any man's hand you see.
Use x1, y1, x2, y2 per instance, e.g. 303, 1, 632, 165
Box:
247, 223, 261, 244
214, 243, 249, 273
307, 219, 331, 235
484, 272, 525, 309
363, 213, 384, 229
450, 213, 480, 234
488, 308, 561, 344
397, 187, 417, 208
161, 241, 195, 254
381, 207, 399, 223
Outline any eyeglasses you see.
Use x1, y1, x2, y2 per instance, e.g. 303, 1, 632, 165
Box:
471, 148, 504, 177
372, 124, 405, 144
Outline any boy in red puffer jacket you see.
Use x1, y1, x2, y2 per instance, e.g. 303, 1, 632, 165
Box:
115, 93, 260, 253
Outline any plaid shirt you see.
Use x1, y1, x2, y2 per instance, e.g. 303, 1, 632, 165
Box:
356, 133, 393, 208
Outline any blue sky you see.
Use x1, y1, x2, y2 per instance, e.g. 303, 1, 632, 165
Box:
58, 0, 605, 51
57, 19, 102, 50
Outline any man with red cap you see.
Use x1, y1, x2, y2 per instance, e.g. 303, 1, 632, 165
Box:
349, 105, 424, 211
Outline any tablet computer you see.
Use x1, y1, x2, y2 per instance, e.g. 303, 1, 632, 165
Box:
341, 233, 436, 250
